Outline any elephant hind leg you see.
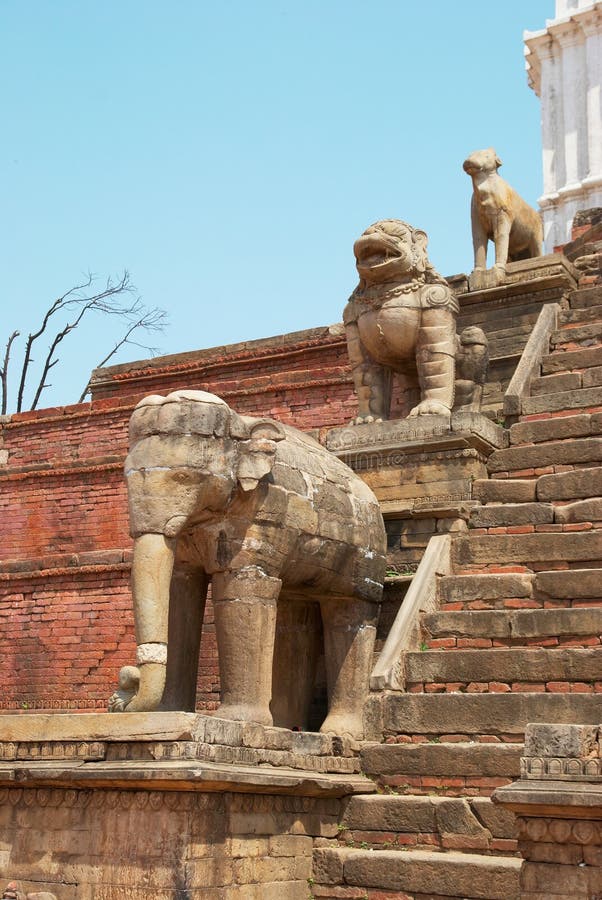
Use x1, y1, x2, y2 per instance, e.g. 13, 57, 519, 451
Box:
271, 596, 322, 730
161, 564, 208, 711
319, 597, 379, 740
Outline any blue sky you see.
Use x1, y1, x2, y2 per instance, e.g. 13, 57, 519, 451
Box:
1, 0, 552, 411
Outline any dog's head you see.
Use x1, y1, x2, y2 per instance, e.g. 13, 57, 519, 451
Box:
463, 148, 502, 176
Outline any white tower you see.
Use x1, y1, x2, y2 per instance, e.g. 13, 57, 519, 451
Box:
525, 1, 602, 250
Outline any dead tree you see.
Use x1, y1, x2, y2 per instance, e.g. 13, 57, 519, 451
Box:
1, 271, 167, 414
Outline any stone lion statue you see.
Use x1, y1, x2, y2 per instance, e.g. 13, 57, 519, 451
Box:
344, 219, 486, 423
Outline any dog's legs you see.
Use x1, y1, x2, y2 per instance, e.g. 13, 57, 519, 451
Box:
471, 197, 488, 272
345, 319, 390, 424
493, 210, 512, 282
409, 308, 456, 417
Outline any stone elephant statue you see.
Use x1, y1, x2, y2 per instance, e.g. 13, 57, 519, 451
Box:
118, 390, 386, 739
344, 219, 487, 422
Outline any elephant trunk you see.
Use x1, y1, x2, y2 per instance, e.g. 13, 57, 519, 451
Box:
126, 532, 175, 712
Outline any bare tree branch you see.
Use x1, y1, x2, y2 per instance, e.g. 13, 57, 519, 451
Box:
78, 307, 168, 403
1, 331, 20, 416
4, 271, 167, 413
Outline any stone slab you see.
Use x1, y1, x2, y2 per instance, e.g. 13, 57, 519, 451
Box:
438, 573, 533, 603
522, 386, 602, 416
509, 414, 593, 445
473, 478, 537, 503
405, 648, 602, 685
342, 794, 489, 838
534, 568, 602, 599
541, 344, 602, 375
523, 723, 599, 759
453, 531, 602, 566
0, 757, 374, 797
554, 497, 602, 523
325, 412, 506, 458
424, 606, 602, 640
0, 712, 207, 744
360, 741, 522, 778
380, 693, 602, 736
469, 502, 554, 528
537, 466, 602, 500
487, 437, 602, 473
341, 847, 521, 898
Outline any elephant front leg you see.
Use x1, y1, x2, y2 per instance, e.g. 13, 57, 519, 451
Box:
345, 320, 390, 424
409, 308, 456, 417
320, 598, 378, 740
127, 533, 175, 712
212, 568, 282, 726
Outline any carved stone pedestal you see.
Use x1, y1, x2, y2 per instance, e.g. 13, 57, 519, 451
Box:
494, 723, 602, 899
0, 713, 371, 899
326, 412, 506, 568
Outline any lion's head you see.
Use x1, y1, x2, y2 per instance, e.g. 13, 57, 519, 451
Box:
353, 220, 428, 287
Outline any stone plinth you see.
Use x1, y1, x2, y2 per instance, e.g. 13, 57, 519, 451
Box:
494, 723, 602, 898
325, 413, 506, 567
0, 713, 373, 898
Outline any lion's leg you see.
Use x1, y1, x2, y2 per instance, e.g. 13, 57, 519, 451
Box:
345, 320, 389, 424
409, 308, 456, 417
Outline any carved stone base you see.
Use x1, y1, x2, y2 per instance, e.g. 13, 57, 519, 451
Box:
0, 713, 372, 898
494, 723, 602, 899
325, 413, 506, 566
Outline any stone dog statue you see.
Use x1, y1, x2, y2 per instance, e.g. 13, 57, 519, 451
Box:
112, 390, 386, 739
344, 219, 488, 423
463, 147, 543, 286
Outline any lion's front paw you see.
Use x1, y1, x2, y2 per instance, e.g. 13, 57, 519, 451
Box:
352, 414, 380, 426
408, 400, 451, 417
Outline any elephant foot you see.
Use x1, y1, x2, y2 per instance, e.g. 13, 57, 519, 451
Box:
216, 702, 273, 727
320, 712, 364, 741
408, 399, 451, 418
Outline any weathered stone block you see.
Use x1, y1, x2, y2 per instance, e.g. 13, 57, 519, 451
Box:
523, 723, 599, 759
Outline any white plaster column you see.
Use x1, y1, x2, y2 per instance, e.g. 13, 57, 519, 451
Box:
582, 7, 602, 190
525, 1, 602, 249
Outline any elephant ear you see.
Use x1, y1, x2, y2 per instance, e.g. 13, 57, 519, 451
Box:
237, 419, 286, 492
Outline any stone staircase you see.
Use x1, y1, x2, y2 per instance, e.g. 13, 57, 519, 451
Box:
310, 285, 602, 898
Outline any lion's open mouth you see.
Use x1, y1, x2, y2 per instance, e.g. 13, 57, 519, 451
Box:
354, 236, 402, 269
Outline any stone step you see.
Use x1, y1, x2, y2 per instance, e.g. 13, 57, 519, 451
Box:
569, 285, 602, 309
488, 436, 602, 473
339, 794, 516, 853
405, 648, 601, 689
521, 384, 602, 416
509, 412, 602, 446
541, 343, 602, 375
536, 465, 602, 500
559, 303, 602, 325
534, 567, 602, 601
378, 692, 602, 738
360, 741, 522, 785
530, 371, 581, 395
551, 320, 602, 347
438, 573, 534, 610
312, 847, 521, 898
473, 478, 537, 504
422, 607, 602, 645
453, 530, 602, 567
469, 502, 553, 529
313, 847, 522, 900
